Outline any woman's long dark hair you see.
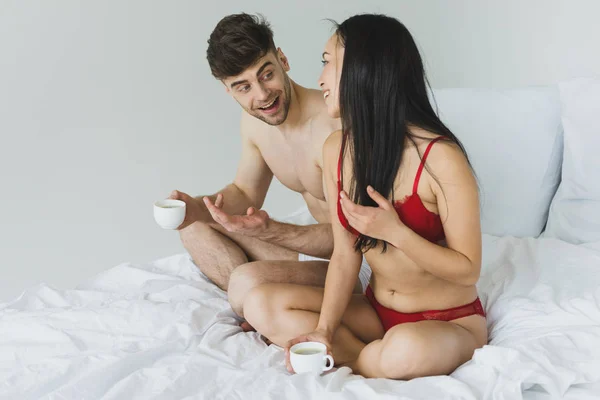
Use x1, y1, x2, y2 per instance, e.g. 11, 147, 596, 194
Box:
335, 14, 472, 253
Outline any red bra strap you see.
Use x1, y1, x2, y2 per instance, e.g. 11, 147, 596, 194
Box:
337, 133, 347, 188
413, 136, 446, 194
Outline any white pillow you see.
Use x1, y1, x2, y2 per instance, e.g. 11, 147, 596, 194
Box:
544, 77, 600, 244
432, 87, 563, 238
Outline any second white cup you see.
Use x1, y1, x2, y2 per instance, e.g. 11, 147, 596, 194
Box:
289, 341, 334, 375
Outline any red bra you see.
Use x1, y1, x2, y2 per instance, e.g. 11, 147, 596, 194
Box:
337, 135, 446, 243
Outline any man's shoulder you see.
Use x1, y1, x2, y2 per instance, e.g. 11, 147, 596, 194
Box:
313, 112, 341, 137
303, 89, 341, 134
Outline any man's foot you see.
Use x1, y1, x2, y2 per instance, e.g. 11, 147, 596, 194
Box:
338, 360, 358, 374
240, 320, 272, 345
261, 335, 273, 346
240, 321, 256, 332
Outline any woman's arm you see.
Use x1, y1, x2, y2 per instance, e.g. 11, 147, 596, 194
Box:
389, 142, 482, 286
315, 131, 363, 338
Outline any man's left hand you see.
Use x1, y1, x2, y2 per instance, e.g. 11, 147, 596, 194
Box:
203, 194, 270, 237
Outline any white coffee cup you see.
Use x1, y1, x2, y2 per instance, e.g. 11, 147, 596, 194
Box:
153, 199, 186, 229
289, 342, 334, 375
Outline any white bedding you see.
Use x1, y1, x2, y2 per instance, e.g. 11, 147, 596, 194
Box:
1, 235, 600, 400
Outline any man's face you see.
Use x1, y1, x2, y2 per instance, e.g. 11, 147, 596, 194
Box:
223, 49, 292, 126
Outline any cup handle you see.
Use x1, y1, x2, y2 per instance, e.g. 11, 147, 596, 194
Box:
322, 354, 334, 371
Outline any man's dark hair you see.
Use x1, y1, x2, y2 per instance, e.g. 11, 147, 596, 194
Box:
207, 13, 277, 80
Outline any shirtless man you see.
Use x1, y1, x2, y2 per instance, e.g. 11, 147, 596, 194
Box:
170, 13, 372, 323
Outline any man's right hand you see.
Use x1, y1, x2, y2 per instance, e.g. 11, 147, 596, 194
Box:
169, 190, 218, 229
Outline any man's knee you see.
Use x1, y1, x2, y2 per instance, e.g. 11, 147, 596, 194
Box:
227, 262, 266, 317
180, 222, 248, 290
179, 221, 213, 246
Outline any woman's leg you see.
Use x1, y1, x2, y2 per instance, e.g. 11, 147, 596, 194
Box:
349, 316, 487, 379
243, 283, 385, 365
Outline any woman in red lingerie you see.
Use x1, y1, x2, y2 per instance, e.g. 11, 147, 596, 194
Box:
243, 14, 488, 379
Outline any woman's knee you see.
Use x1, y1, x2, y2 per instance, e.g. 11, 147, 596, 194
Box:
243, 284, 279, 336
227, 262, 265, 317
377, 324, 429, 379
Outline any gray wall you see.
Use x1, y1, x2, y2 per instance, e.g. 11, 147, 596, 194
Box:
1, 0, 599, 302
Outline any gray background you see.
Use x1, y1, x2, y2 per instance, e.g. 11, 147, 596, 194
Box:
1, 0, 599, 302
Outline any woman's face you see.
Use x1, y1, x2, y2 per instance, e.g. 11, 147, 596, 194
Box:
318, 34, 344, 118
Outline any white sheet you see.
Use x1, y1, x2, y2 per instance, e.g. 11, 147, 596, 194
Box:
1, 235, 600, 400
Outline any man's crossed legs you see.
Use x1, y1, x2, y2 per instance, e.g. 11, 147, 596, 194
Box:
179, 220, 371, 329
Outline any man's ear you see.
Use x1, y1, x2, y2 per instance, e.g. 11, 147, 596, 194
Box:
277, 48, 290, 72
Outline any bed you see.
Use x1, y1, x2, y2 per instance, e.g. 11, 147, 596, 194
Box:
1, 235, 599, 399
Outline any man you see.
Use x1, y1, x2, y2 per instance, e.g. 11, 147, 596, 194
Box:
170, 13, 371, 325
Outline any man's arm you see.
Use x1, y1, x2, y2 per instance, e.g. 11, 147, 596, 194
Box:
196, 138, 272, 218
210, 113, 274, 211
200, 111, 337, 257
253, 221, 333, 259
173, 112, 274, 227
203, 197, 335, 258
223, 111, 337, 257
202, 117, 335, 258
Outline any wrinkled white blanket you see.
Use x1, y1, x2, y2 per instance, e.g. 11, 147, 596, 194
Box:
1, 235, 600, 400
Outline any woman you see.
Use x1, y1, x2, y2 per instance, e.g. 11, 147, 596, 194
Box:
243, 13, 487, 380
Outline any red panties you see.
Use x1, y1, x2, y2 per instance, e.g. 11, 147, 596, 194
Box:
365, 285, 486, 332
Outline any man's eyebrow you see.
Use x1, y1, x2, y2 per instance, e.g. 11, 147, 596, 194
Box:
230, 61, 273, 89
230, 79, 249, 89
255, 61, 273, 77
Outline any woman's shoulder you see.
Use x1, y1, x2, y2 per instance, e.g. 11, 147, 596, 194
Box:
407, 127, 471, 180
322, 130, 344, 175
323, 129, 343, 155
408, 128, 463, 159
324, 129, 343, 144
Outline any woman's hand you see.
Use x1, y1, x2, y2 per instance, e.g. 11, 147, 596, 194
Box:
284, 329, 333, 373
339, 185, 406, 243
